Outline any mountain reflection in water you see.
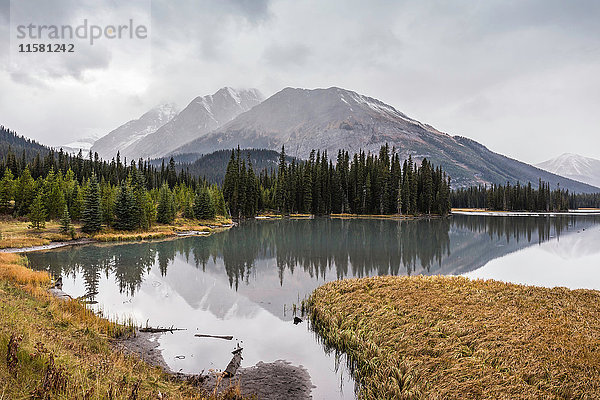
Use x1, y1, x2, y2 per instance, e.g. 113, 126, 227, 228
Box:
25, 215, 600, 400
28, 215, 599, 302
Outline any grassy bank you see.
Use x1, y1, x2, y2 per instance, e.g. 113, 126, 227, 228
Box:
0, 216, 232, 250
0, 253, 242, 399
0, 219, 78, 249
309, 275, 600, 399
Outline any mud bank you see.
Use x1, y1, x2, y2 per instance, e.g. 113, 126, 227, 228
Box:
117, 331, 314, 400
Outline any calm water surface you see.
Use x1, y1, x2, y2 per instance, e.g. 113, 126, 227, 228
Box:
26, 215, 600, 399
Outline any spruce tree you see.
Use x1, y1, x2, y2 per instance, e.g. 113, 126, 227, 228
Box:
210, 186, 227, 216
82, 174, 102, 233
194, 187, 215, 220
29, 193, 46, 230
114, 183, 137, 230
157, 183, 175, 224
14, 167, 35, 216
59, 205, 72, 235
100, 182, 116, 227
0, 168, 14, 214
70, 184, 84, 221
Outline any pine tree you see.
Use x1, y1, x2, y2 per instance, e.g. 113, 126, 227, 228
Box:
100, 181, 116, 227
114, 182, 137, 230
222, 149, 239, 216
0, 168, 14, 213
59, 205, 72, 235
70, 184, 84, 221
14, 167, 35, 216
157, 183, 175, 224
142, 191, 156, 228
194, 187, 215, 220
210, 186, 227, 216
82, 174, 102, 233
29, 193, 46, 230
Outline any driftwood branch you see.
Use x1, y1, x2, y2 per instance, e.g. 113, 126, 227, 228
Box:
194, 334, 233, 340
223, 347, 243, 378
139, 325, 186, 333
76, 292, 98, 300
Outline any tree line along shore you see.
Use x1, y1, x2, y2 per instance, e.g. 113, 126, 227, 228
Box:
0, 144, 456, 249
2, 142, 600, 248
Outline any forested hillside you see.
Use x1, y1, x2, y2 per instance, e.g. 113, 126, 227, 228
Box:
176, 149, 294, 184
0, 126, 50, 163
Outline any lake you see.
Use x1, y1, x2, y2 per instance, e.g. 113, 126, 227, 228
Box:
26, 215, 600, 399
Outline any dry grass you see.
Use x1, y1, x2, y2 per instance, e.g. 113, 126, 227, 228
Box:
309, 275, 600, 400
93, 228, 174, 242
93, 217, 231, 242
0, 247, 246, 399
0, 253, 50, 286
1, 217, 233, 248
0, 219, 83, 249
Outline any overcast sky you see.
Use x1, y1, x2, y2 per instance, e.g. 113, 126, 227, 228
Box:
1, 0, 599, 164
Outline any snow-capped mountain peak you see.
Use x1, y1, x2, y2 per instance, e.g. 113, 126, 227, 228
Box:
536, 153, 600, 188
61, 132, 104, 154
122, 87, 264, 159
90, 103, 179, 160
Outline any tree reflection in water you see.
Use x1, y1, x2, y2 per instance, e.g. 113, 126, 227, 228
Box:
27, 215, 600, 300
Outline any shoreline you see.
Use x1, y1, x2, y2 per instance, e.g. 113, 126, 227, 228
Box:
0, 226, 235, 254
115, 329, 314, 399
452, 208, 600, 216
255, 213, 446, 220
1, 252, 313, 399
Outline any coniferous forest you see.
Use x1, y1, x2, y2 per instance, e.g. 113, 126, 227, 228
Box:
451, 180, 600, 211
0, 147, 226, 232
2, 131, 598, 230
223, 145, 452, 218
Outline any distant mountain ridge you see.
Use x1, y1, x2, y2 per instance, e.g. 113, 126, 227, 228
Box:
536, 153, 600, 189
123, 87, 263, 160
91, 103, 179, 160
172, 86, 599, 193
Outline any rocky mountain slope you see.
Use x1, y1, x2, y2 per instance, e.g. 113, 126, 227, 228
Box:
536, 153, 600, 189
91, 104, 178, 160
172, 87, 599, 193
123, 87, 263, 160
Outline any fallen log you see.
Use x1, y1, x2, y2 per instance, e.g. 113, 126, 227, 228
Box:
194, 334, 233, 340
139, 326, 186, 333
76, 291, 98, 300
223, 347, 243, 378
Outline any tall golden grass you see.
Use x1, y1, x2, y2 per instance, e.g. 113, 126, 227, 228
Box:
0, 242, 246, 399
309, 275, 600, 399
0, 253, 50, 285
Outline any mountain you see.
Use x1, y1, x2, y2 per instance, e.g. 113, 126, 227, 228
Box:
61, 132, 103, 154
123, 87, 263, 160
1, 125, 50, 161
172, 87, 599, 193
91, 104, 179, 160
183, 149, 294, 184
536, 153, 600, 189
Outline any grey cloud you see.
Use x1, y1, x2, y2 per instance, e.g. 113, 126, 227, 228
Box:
262, 43, 311, 68
1, 0, 600, 161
